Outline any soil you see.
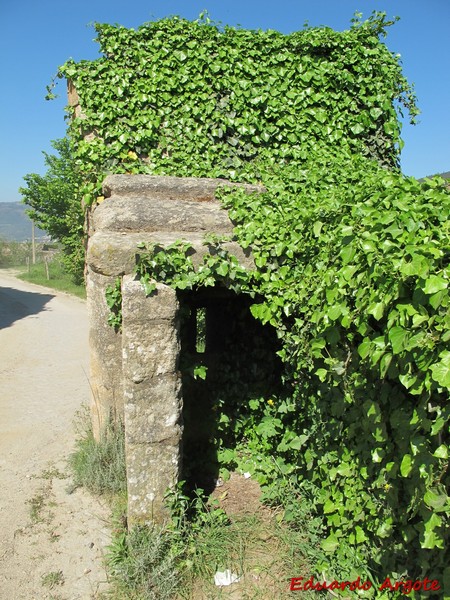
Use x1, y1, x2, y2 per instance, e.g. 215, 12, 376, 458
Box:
0, 270, 110, 599
211, 472, 273, 521
191, 473, 301, 600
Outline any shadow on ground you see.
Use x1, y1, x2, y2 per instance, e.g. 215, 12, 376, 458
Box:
0, 286, 55, 329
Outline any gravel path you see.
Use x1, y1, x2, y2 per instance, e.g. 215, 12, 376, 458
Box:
0, 270, 110, 599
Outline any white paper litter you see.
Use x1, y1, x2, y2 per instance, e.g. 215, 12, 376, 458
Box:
243, 472, 251, 479
214, 569, 241, 586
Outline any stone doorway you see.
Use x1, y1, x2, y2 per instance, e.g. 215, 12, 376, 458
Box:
178, 287, 282, 495
85, 174, 270, 524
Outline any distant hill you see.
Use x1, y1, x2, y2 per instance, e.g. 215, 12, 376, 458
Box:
0, 202, 48, 242
421, 171, 450, 181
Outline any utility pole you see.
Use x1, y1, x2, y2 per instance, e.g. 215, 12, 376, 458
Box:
31, 221, 36, 265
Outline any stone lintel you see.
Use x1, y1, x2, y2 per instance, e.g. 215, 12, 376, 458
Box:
91, 195, 235, 234
103, 174, 264, 201
87, 231, 254, 277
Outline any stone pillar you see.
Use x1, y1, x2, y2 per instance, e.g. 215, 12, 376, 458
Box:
86, 268, 124, 439
121, 276, 182, 524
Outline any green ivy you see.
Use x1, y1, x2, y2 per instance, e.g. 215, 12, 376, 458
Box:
131, 157, 450, 594
218, 157, 450, 590
105, 277, 123, 331
56, 11, 450, 596
58, 11, 417, 206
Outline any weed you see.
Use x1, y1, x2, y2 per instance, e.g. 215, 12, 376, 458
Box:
107, 524, 180, 600
41, 570, 64, 589
68, 408, 320, 599
27, 486, 51, 524
68, 407, 126, 496
39, 465, 67, 480
104, 480, 317, 600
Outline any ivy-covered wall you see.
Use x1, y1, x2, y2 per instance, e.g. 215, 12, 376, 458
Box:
60, 12, 449, 596
59, 12, 417, 206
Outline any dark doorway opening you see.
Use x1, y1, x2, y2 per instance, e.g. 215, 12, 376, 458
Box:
178, 287, 282, 495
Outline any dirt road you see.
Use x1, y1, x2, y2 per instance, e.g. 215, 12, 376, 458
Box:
0, 270, 110, 599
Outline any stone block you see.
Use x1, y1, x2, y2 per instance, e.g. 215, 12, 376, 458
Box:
91, 195, 235, 234
121, 277, 179, 322
124, 375, 183, 445
87, 231, 255, 277
126, 439, 181, 525
102, 174, 264, 201
122, 321, 179, 382
86, 269, 124, 437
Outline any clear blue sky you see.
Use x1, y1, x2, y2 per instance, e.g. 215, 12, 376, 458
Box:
0, 0, 449, 202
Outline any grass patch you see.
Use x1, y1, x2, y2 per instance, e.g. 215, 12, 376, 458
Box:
107, 523, 180, 600
68, 407, 126, 497
41, 570, 65, 589
104, 484, 317, 600
69, 410, 319, 599
17, 261, 86, 299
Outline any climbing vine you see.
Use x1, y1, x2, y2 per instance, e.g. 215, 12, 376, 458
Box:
130, 160, 450, 592
57, 11, 450, 596
58, 11, 417, 206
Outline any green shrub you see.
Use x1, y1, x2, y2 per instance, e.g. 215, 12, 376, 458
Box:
107, 524, 179, 600
69, 409, 126, 496
58, 12, 417, 207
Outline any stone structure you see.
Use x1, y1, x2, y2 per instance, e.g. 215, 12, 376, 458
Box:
86, 175, 262, 524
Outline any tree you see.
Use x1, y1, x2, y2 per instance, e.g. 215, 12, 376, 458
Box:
20, 138, 85, 284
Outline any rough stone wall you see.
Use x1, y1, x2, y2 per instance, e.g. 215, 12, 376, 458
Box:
86, 174, 261, 524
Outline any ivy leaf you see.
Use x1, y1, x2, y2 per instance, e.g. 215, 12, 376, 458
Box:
430, 351, 450, 388
289, 434, 309, 450
370, 107, 383, 120
433, 444, 448, 459
313, 220, 323, 237
421, 513, 443, 549
215, 262, 229, 276
358, 340, 371, 359
367, 302, 385, 320
350, 123, 364, 135
174, 50, 187, 62
340, 244, 356, 264
388, 326, 408, 354
400, 454, 412, 477
322, 533, 340, 552
193, 365, 208, 380
423, 275, 447, 294
377, 520, 393, 538
323, 498, 336, 514
355, 526, 368, 544
315, 368, 328, 382
423, 489, 447, 510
